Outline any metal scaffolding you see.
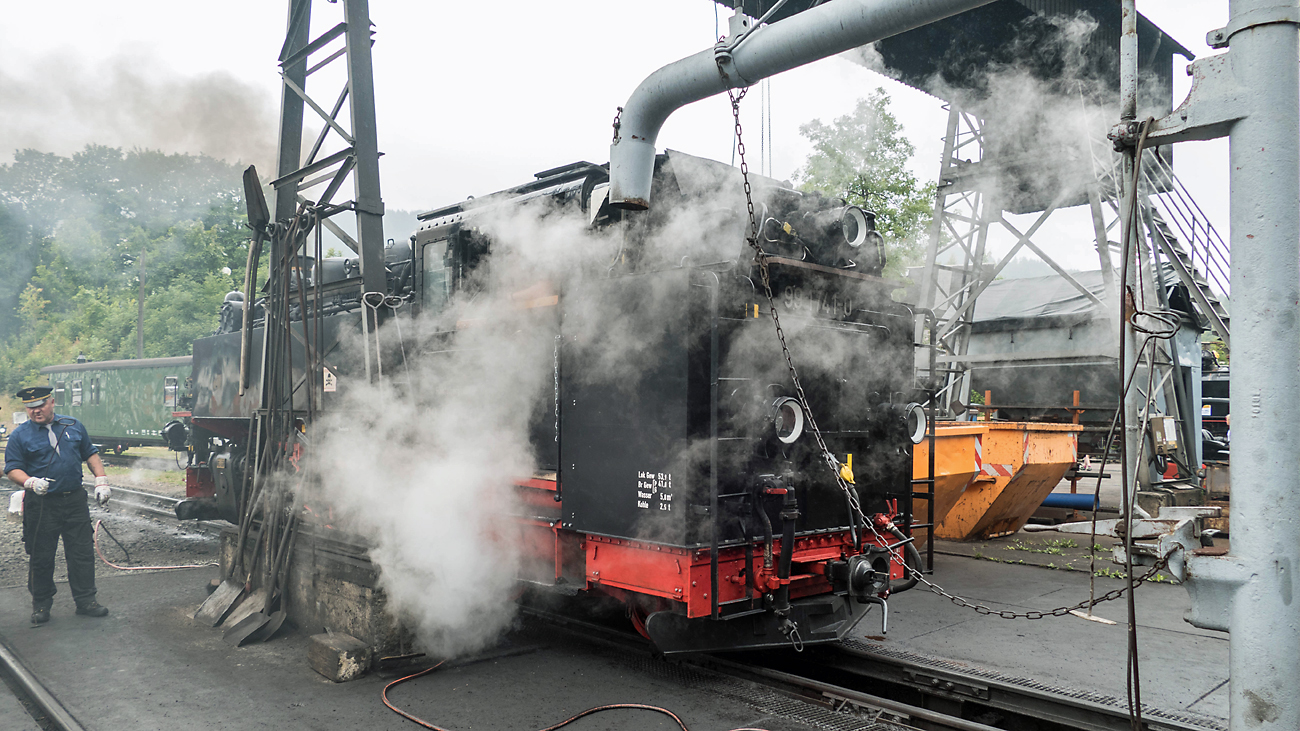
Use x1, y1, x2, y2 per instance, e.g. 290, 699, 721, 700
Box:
244, 0, 389, 505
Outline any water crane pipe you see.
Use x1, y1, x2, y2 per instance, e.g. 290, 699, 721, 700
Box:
608, 0, 997, 209
1123, 1, 1300, 727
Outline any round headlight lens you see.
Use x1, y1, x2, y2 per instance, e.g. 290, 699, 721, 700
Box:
841, 206, 869, 248
905, 402, 928, 444
773, 397, 805, 444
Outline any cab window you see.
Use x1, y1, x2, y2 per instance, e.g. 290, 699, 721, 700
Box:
164, 376, 178, 409
71, 380, 83, 407
55, 381, 66, 406
422, 240, 450, 316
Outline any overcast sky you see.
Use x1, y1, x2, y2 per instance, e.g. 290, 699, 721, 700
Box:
0, 1, 1229, 270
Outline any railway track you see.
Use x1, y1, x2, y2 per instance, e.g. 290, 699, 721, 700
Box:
79, 482, 222, 537
523, 605, 1226, 731
98, 451, 185, 469
0, 627, 86, 731
767, 640, 1226, 731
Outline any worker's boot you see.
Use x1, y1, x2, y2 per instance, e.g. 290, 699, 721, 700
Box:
31, 606, 50, 624
75, 601, 109, 617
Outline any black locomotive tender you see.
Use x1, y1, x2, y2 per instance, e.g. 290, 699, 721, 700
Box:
181, 151, 927, 653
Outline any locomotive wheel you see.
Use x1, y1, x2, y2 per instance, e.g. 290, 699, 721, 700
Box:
628, 604, 652, 640
627, 598, 671, 641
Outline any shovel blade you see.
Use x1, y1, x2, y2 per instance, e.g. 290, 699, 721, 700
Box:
194, 580, 244, 627
249, 609, 288, 644
221, 588, 268, 629
223, 612, 271, 646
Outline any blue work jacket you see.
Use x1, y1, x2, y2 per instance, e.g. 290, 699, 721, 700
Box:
4, 416, 98, 494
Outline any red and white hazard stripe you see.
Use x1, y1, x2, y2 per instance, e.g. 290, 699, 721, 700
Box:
973, 434, 1012, 478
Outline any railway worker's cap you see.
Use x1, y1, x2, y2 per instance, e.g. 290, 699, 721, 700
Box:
17, 386, 53, 408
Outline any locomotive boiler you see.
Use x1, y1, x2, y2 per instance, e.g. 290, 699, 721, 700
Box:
180, 150, 926, 654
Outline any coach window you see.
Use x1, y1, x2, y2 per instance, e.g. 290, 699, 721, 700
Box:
164, 376, 178, 409
54, 381, 66, 406
91, 377, 101, 405
71, 380, 83, 407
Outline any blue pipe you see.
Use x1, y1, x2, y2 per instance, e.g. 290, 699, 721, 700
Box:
1040, 493, 1098, 510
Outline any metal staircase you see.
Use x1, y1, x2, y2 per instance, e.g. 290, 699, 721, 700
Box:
1140, 155, 1231, 347
1089, 137, 1231, 347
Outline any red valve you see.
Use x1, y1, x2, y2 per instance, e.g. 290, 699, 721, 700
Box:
872, 498, 899, 529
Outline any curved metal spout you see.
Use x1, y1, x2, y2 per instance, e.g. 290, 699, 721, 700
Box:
608, 0, 996, 209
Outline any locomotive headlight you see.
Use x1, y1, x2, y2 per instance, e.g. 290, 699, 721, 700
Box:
904, 402, 928, 444
162, 419, 190, 452
840, 206, 870, 248
772, 397, 805, 444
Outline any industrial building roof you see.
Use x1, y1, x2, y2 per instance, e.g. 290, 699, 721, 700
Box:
971, 270, 1108, 327
720, 1, 1192, 103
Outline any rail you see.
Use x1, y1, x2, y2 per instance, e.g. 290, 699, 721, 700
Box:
520, 604, 1225, 731
74, 482, 223, 537
0, 626, 88, 731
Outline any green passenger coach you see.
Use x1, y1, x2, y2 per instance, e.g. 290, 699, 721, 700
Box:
40, 356, 193, 453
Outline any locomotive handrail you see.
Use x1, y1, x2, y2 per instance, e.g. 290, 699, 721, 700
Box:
707, 269, 723, 621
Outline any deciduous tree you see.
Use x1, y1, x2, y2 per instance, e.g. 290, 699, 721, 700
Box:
794, 89, 934, 277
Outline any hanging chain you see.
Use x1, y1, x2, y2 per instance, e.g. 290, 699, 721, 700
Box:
917, 547, 1178, 619
722, 77, 1178, 621
725, 82, 875, 535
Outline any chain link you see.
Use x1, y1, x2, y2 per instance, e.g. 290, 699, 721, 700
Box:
914, 547, 1178, 619
724, 83, 871, 532
722, 76, 1176, 622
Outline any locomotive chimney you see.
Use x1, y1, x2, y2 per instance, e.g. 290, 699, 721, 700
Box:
608, 0, 997, 210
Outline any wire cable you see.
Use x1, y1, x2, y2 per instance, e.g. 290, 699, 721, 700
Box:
1118, 116, 1157, 731
92, 519, 218, 571
381, 661, 772, 731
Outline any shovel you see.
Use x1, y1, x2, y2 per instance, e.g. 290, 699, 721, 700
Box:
195, 502, 257, 625
221, 589, 271, 645
248, 515, 300, 644
194, 580, 245, 626
225, 499, 298, 646
195, 515, 261, 627
195, 432, 269, 626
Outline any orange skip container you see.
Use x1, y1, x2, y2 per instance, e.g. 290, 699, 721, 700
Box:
912, 422, 1081, 541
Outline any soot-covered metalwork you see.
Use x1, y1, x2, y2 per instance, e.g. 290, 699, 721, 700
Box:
179, 150, 926, 654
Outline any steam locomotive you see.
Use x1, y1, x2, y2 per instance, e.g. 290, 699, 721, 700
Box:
179, 151, 926, 653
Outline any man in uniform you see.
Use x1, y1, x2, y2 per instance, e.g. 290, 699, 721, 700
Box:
5, 386, 113, 624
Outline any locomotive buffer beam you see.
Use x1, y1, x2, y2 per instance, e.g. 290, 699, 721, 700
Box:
643, 593, 872, 655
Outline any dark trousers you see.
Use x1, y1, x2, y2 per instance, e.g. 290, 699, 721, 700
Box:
24, 489, 97, 609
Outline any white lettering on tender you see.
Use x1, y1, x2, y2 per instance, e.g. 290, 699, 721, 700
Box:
637, 469, 674, 510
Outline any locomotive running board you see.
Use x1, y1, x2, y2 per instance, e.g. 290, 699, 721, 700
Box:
644, 594, 872, 655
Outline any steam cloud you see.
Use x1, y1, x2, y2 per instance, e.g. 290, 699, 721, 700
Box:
308, 196, 630, 657
306, 160, 832, 657
0, 51, 275, 169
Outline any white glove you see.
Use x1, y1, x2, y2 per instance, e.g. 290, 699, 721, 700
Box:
94, 476, 111, 506
24, 477, 49, 496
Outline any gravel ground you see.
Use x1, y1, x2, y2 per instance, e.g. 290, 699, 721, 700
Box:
100, 446, 190, 499
0, 487, 219, 595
